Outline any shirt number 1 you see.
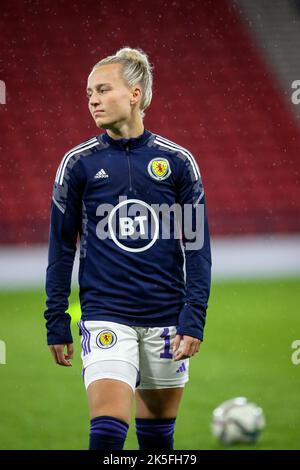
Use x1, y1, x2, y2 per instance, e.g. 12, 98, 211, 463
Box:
160, 327, 173, 359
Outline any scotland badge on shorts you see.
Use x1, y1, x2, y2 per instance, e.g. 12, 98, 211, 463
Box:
147, 158, 171, 181
96, 330, 117, 349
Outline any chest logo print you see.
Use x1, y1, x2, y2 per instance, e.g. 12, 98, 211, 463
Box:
147, 158, 171, 181
95, 169, 109, 179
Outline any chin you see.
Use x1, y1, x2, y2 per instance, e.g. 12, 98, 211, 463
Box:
94, 115, 124, 130
99, 122, 110, 129
94, 117, 106, 129
99, 121, 119, 130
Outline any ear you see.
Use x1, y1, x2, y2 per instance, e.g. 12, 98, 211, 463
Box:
130, 86, 142, 104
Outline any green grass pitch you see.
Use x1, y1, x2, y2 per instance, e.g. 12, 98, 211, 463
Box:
0, 279, 299, 449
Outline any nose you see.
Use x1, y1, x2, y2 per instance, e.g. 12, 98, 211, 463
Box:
89, 90, 101, 107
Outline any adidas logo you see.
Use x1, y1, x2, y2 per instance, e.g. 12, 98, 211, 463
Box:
94, 169, 109, 179
176, 362, 187, 373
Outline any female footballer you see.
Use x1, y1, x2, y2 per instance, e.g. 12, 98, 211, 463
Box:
45, 47, 211, 450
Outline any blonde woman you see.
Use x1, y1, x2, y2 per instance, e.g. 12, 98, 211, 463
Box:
45, 47, 211, 450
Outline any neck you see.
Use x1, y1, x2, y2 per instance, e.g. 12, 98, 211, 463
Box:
105, 119, 144, 140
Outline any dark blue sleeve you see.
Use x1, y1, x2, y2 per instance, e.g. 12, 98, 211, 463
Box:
176, 155, 212, 341
44, 157, 84, 345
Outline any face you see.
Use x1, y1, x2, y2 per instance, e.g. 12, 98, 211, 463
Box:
87, 63, 136, 129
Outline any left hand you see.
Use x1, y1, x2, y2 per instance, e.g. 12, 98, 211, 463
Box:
172, 334, 201, 361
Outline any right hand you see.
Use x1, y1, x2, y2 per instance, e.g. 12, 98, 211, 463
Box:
49, 343, 74, 366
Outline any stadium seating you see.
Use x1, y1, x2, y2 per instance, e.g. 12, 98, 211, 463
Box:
0, 0, 299, 243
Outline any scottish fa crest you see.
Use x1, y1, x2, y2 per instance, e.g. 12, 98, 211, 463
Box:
96, 330, 117, 349
147, 158, 171, 181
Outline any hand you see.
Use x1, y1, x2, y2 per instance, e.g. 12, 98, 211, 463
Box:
172, 335, 201, 362
49, 343, 73, 366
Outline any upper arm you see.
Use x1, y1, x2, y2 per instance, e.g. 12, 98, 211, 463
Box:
50, 154, 86, 247
177, 151, 204, 207
176, 151, 206, 250
53, 153, 84, 210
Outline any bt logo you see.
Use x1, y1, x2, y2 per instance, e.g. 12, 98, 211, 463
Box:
119, 215, 148, 237
108, 199, 159, 253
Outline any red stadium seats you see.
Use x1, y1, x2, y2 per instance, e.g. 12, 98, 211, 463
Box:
0, 0, 299, 243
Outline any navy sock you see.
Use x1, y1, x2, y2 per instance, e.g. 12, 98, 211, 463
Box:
89, 415, 129, 450
135, 418, 176, 450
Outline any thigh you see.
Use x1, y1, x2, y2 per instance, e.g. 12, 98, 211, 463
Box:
135, 387, 184, 419
87, 378, 134, 424
79, 321, 139, 424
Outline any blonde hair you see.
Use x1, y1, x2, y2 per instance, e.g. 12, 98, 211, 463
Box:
92, 47, 153, 119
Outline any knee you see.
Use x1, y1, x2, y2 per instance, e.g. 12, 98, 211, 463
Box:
136, 388, 183, 419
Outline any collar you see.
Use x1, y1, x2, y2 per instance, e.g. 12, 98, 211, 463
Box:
100, 128, 152, 150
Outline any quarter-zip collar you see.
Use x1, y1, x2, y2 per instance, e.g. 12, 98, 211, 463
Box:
100, 128, 152, 150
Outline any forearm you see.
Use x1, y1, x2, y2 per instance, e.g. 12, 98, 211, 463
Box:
45, 251, 75, 345
177, 205, 212, 340
44, 200, 79, 345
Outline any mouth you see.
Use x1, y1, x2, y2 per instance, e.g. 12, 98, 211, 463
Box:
94, 110, 104, 116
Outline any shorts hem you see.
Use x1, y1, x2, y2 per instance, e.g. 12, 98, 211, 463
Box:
85, 374, 136, 393
137, 379, 189, 390
82, 356, 138, 371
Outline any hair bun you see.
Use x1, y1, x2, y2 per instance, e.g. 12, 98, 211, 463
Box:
116, 47, 150, 68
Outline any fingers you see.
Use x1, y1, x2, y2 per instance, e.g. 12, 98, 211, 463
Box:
56, 344, 73, 366
173, 336, 201, 362
49, 344, 73, 366
49, 345, 59, 363
66, 343, 74, 360
172, 334, 182, 355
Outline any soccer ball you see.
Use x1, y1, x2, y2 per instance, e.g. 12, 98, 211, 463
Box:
211, 397, 265, 445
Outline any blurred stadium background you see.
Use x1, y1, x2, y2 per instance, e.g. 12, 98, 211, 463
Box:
0, 0, 300, 450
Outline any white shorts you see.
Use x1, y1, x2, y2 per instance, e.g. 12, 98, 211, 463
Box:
79, 320, 189, 392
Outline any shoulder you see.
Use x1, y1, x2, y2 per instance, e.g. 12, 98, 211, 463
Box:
151, 132, 201, 181
151, 132, 191, 155
64, 135, 101, 156
55, 135, 104, 186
